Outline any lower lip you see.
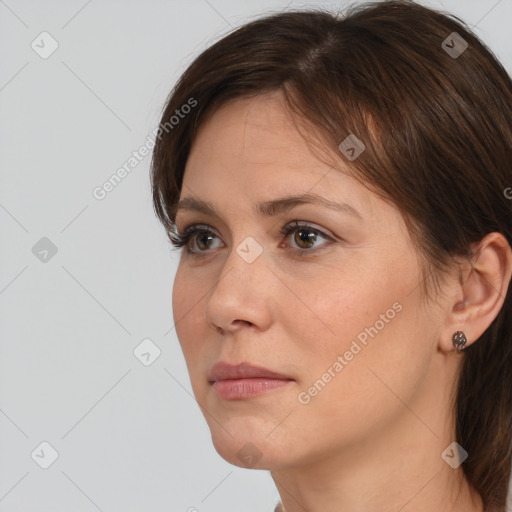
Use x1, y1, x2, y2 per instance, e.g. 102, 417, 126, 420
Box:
211, 378, 292, 400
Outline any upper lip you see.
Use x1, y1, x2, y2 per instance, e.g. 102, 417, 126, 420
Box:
208, 362, 292, 382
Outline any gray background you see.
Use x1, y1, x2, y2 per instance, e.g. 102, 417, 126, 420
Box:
1, 0, 511, 511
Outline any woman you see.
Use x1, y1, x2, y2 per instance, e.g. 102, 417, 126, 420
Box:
150, 1, 512, 511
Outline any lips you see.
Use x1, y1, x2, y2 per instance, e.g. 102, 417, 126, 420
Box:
208, 362, 293, 400
208, 362, 291, 382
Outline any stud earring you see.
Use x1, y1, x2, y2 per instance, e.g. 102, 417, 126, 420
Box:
452, 331, 467, 351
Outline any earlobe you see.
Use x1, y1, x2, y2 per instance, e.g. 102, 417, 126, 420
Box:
442, 232, 512, 353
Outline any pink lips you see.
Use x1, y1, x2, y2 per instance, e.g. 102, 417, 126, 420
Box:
208, 362, 293, 400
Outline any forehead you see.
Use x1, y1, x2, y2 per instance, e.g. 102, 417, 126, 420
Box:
183, 92, 373, 211
189, 92, 316, 169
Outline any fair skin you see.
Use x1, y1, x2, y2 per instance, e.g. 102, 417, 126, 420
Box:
171, 91, 511, 512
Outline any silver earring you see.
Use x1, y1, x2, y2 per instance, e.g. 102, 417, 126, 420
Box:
452, 331, 467, 351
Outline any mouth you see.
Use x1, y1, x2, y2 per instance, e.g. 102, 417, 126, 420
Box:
208, 362, 293, 400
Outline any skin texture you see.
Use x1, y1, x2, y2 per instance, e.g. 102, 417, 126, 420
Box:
171, 91, 510, 512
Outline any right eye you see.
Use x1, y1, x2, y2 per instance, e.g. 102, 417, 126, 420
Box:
169, 224, 223, 255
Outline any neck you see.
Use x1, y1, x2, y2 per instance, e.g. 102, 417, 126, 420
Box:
270, 398, 483, 512
269, 342, 484, 512
271, 447, 482, 512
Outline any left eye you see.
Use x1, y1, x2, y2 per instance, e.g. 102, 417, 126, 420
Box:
279, 221, 331, 253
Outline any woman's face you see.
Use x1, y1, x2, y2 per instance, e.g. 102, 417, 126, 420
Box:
172, 92, 449, 470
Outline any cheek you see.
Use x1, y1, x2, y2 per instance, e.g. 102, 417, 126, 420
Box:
293, 272, 432, 433
171, 267, 187, 338
171, 267, 205, 360
172, 264, 185, 306
171, 267, 218, 404
291, 257, 411, 358
290, 251, 427, 393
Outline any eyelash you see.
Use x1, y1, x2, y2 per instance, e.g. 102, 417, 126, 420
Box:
168, 221, 332, 258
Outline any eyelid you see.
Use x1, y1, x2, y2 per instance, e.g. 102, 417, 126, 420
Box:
171, 220, 335, 255
169, 223, 221, 248
176, 220, 332, 238
279, 220, 332, 244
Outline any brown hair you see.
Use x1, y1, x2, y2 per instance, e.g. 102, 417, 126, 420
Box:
150, 1, 512, 509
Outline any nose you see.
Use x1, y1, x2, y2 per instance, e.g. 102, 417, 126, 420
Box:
203, 242, 273, 335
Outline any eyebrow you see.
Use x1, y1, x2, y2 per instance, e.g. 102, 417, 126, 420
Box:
174, 193, 363, 220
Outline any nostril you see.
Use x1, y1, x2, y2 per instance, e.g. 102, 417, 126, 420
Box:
207, 323, 221, 334
237, 319, 252, 327
206, 320, 224, 334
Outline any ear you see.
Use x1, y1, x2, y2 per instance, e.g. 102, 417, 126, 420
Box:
440, 232, 512, 353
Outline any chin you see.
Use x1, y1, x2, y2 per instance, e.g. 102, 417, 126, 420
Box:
209, 427, 287, 470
